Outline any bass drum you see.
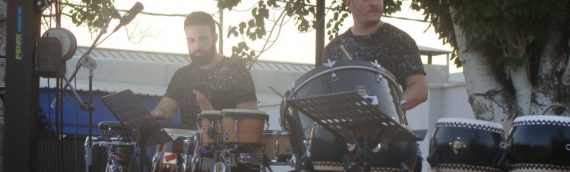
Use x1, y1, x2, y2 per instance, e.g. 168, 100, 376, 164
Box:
281, 60, 416, 171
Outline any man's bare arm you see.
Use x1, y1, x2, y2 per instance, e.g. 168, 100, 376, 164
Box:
401, 74, 428, 110
236, 101, 258, 110
151, 97, 179, 120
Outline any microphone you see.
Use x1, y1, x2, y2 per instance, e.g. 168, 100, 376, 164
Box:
113, 2, 144, 33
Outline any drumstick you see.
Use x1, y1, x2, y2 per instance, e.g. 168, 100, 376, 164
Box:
268, 85, 284, 97
340, 45, 353, 60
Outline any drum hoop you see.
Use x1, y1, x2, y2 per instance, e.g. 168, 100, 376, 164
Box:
437, 163, 502, 172
221, 109, 269, 119
513, 115, 570, 127
288, 65, 401, 100
436, 118, 504, 133
509, 163, 570, 171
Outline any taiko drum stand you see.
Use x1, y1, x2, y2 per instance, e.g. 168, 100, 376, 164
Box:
287, 91, 424, 172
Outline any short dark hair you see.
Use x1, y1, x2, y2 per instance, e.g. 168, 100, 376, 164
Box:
184, 11, 217, 34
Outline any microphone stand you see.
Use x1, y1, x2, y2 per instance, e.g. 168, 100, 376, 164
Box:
58, 18, 108, 172
58, 4, 142, 171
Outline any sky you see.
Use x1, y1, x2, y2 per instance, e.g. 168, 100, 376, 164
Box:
57, 0, 454, 70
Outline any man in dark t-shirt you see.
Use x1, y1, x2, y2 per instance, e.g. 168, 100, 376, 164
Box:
151, 11, 257, 129
323, 23, 425, 94
321, 0, 428, 171
324, 1, 427, 111
150, 11, 258, 172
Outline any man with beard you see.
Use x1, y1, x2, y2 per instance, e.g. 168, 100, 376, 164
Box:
151, 11, 258, 171
151, 11, 257, 129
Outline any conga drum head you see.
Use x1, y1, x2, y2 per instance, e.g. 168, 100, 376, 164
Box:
428, 118, 505, 172
221, 109, 268, 145
198, 110, 223, 119
508, 115, 570, 172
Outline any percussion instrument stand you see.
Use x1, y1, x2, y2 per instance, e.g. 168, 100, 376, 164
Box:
287, 91, 422, 172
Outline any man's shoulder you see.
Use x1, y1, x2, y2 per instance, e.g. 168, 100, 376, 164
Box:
380, 23, 415, 42
325, 30, 351, 48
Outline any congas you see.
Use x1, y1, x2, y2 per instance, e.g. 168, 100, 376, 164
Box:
258, 130, 293, 164
152, 134, 198, 172
427, 118, 505, 172
507, 115, 570, 172
220, 109, 268, 145
281, 60, 416, 171
198, 111, 223, 146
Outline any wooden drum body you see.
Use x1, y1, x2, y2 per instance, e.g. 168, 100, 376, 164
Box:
428, 118, 505, 172
507, 115, 570, 172
198, 111, 222, 146
258, 130, 293, 164
221, 109, 268, 145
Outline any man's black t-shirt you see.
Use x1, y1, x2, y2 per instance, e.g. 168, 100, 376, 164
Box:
323, 23, 425, 87
165, 57, 257, 129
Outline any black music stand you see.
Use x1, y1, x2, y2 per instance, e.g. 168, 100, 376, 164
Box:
287, 91, 423, 142
101, 89, 172, 147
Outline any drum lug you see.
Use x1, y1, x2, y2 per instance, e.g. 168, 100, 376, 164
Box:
324, 59, 336, 68
288, 81, 295, 91
288, 154, 297, 167
347, 143, 357, 152
303, 139, 312, 158
370, 59, 381, 69
324, 59, 338, 81
372, 143, 382, 153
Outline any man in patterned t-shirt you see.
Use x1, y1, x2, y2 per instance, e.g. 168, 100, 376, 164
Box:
322, 0, 428, 171
324, 0, 427, 110
150, 11, 258, 172
151, 11, 257, 129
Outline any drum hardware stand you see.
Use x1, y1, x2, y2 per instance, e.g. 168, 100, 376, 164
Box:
101, 90, 176, 172
287, 91, 423, 172
235, 118, 240, 144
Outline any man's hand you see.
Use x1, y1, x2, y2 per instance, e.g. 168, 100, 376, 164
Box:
151, 97, 179, 120
193, 90, 214, 111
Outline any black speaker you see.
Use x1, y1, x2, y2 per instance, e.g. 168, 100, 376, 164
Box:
36, 37, 65, 78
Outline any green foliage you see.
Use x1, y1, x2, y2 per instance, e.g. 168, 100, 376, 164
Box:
64, 0, 117, 34
219, 0, 406, 63
412, 0, 569, 69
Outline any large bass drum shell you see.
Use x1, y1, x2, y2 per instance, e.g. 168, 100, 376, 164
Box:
281, 60, 416, 170
427, 118, 505, 172
507, 115, 570, 172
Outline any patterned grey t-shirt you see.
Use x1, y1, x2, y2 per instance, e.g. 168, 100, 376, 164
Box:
165, 57, 257, 129
323, 23, 425, 87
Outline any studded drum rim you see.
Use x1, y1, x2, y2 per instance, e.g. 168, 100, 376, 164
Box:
509, 163, 570, 172
513, 115, 570, 127
436, 163, 502, 172
435, 118, 504, 134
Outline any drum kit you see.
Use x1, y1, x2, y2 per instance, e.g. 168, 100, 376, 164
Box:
89, 59, 569, 172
